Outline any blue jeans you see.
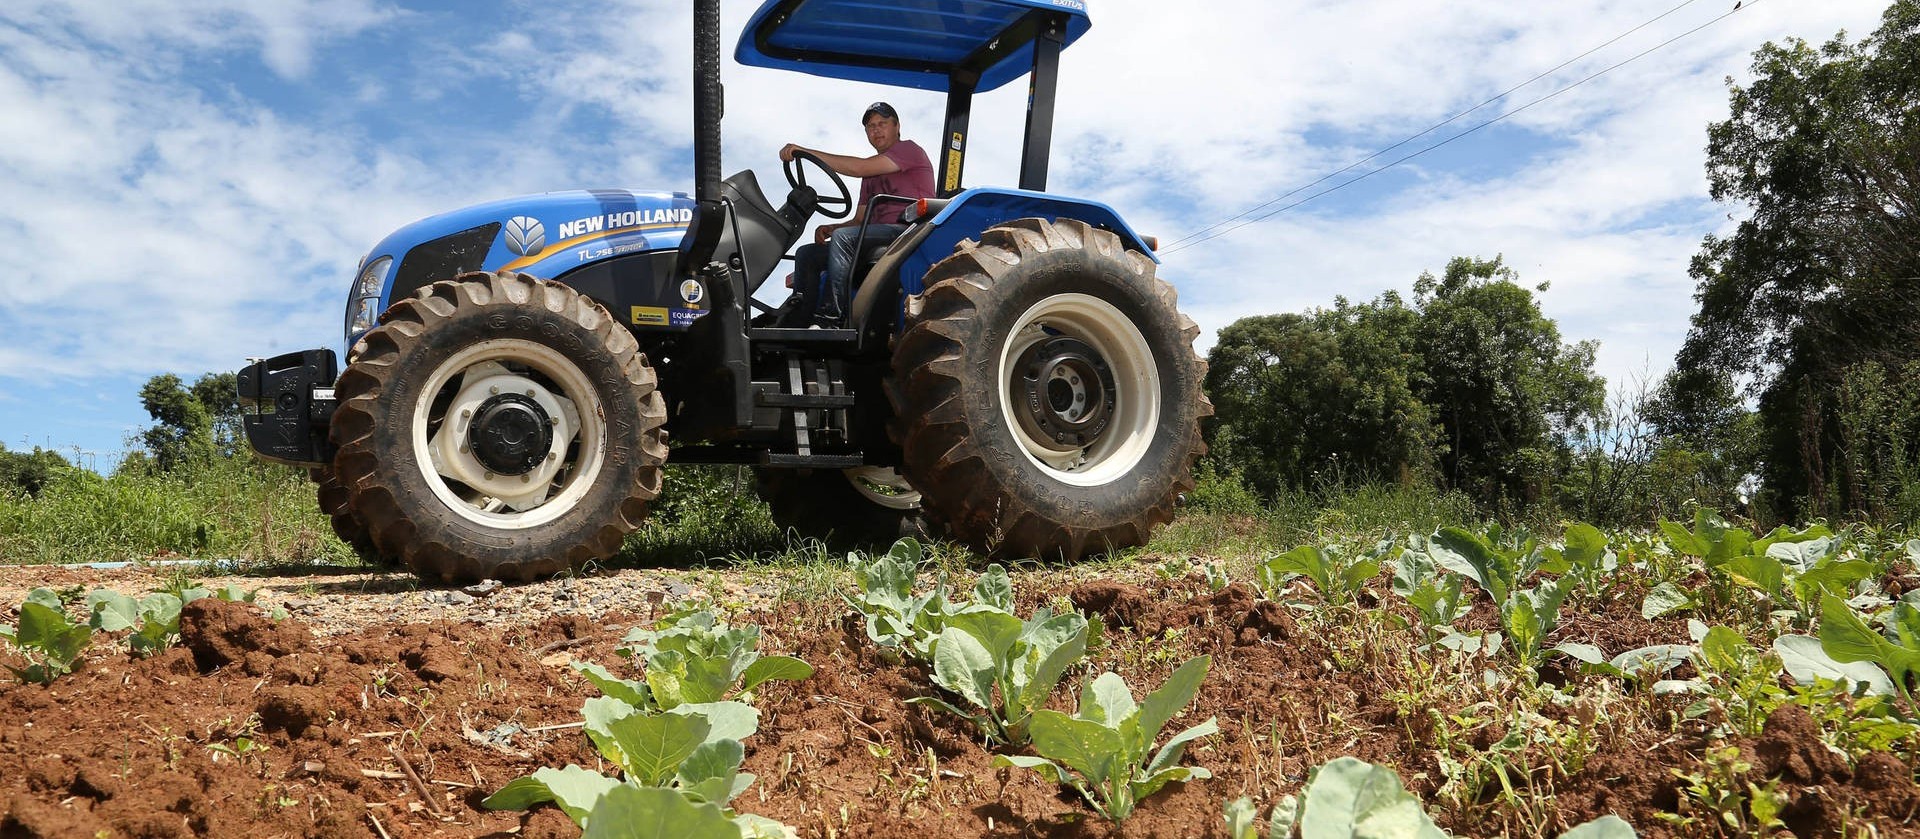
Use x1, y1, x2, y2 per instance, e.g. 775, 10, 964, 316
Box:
820, 223, 907, 322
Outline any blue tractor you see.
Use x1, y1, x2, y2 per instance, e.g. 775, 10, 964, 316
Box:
238, 0, 1211, 581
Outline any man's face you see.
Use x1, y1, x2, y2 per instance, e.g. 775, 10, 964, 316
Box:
864, 115, 899, 153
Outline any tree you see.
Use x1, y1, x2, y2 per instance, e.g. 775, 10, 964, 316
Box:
190, 371, 242, 458
1204, 257, 1602, 516
1413, 257, 1604, 515
1669, 2, 1920, 519
0, 444, 71, 498
1204, 296, 1435, 498
137, 372, 246, 472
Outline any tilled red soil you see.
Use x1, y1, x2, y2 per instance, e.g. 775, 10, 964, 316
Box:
2, 577, 1918, 838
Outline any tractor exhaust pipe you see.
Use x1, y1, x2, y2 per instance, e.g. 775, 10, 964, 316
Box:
693, 0, 723, 203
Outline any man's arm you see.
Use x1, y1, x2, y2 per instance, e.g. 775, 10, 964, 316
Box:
780, 144, 902, 179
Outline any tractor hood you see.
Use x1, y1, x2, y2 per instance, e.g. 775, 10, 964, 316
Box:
345, 189, 697, 344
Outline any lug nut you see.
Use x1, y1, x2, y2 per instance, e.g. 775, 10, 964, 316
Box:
489, 386, 500, 395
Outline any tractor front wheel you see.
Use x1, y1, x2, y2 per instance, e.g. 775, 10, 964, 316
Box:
886, 218, 1209, 561
308, 465, 393, 567
329, 272, 668, 581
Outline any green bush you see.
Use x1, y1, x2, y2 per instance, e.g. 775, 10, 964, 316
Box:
0, 455, 338, 567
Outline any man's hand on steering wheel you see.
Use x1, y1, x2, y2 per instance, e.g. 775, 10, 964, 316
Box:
782, 147, 853, 220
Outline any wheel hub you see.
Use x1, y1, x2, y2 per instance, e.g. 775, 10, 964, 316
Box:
1012, 336, 1116, 453
468, 393, 552, 476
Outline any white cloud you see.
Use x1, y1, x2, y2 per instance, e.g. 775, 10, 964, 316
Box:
0, 0, 400, 79
0, 0, 1894, 457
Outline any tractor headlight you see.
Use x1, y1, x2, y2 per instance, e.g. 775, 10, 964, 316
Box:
344, 255, 392, 339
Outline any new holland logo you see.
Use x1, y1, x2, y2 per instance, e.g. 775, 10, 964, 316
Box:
504, 216, 546, 256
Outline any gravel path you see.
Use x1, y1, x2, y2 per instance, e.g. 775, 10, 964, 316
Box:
0, 563, 799, 637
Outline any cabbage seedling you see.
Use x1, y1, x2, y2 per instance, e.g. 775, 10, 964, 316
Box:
913, 605, 1089, 745
994, 655, 1217, 821
4, 589, 92, 684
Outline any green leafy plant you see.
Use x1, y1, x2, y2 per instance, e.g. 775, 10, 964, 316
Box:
1539, 523, 1618, 596
1817, 593, 1920, 702
1391, 543, 1467, 640
1551, 641, 1695, 684
1639, 581, 1695, 619
1257, 542, 1386, 606
1773, 633, 1897, 696
843, 538, 965, 658
912, 602, 1089, 745
994, 655, 1217, 822
1502, 580, 1571, 670
1239, 756, 1637, 838
1425, 525, 1544, 606
1660, 745, 1785, 834
572, 606, 813, 711
3, 588, 92, 683
579, 785, 750, 839
1224, 794, 1297, 839
1655, 513, 1861, 622
485, 691, 784, 837
1685, 625, 1789, 736
85, 589, 187, 657
1784, 677, 1920, 757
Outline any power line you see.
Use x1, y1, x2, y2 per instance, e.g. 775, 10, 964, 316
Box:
1163, 0, 1751, 256
1162, 0, 1703, 250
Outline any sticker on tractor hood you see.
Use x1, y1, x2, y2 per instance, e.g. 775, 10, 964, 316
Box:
679, 280, 704, 305
575, 231, 651, 262
631, 306, 669, 326
557, 208, 693, 239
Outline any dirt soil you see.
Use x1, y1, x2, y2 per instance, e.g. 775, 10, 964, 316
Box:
2, 565, 1917, 838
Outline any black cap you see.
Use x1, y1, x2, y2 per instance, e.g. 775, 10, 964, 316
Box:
862, 101, 897, 123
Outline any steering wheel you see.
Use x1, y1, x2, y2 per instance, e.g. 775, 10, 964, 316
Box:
784, 149, 853, 220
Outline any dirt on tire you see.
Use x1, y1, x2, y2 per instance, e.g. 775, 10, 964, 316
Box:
329, 272, 669, 583
886, 217, 1211, 563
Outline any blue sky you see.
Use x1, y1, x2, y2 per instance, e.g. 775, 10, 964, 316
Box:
0, 0, 1891, 469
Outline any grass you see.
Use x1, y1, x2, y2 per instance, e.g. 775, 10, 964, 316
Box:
1150, 469, 1482, 580
0, 457, 343, 568
0, 453, 1495, 575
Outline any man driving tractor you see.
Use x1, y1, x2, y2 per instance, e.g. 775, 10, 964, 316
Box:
778, 101, 936, 325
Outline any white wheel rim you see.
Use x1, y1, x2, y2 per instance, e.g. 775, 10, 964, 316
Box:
844, 466, 921, 511
996, 293, 1159, 487
410, 338, 605, 530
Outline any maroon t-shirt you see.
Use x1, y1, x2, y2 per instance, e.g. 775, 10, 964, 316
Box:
859, 139, 935, 225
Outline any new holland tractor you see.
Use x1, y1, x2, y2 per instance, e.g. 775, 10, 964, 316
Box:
238, 0, 1211, 582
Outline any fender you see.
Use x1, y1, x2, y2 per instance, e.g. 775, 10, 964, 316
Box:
849, 187, 1159, 336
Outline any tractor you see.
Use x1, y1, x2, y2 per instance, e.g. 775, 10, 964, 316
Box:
238, 0, 1211, 582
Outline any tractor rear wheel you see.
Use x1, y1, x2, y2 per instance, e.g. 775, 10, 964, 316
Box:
329, 272, 668, 582
886, 218, 1209, 561
754, 466, 925, 547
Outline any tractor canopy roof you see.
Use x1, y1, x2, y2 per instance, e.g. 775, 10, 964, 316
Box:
736, 0, 1091, 93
